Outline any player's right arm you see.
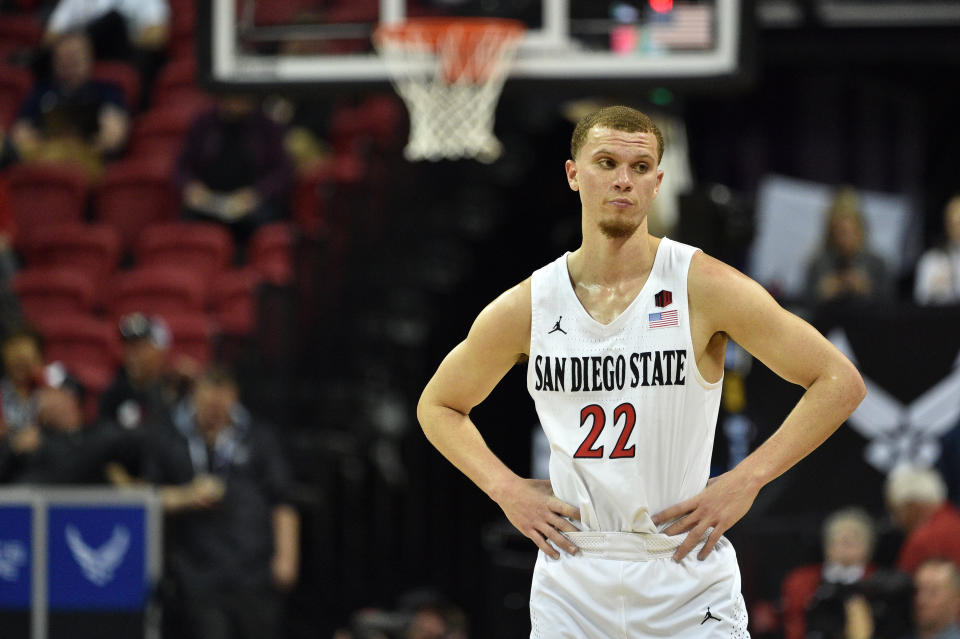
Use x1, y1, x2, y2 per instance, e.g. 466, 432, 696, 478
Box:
417, 279, 580, 559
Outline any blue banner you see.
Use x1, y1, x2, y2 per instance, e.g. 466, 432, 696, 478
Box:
0, 505, 32, 610
47, 505, 147, 610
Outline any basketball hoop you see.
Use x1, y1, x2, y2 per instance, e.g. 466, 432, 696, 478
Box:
373, 18, 525, 163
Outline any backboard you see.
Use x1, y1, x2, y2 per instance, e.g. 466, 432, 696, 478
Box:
203, 0, 747, 90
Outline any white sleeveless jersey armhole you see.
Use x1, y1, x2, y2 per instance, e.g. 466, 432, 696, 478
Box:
526, 237, 723, 533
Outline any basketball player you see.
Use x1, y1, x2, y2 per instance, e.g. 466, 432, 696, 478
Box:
417, 106, 866, 637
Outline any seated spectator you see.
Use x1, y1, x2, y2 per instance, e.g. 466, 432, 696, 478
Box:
10, 31, 129, 178
805, 188, 893, 306
98, 313, 177, 430
44, 0, 170, 109
143, 366, 299, 639
0, 365, 136, 483
781, 507, 877, 639
175, 94, 293, 258
915, 195, 960, 305
0, 177, 22, 333
886, 465, 960, 574
844, 557, 960, 639
0, 326, 46, 434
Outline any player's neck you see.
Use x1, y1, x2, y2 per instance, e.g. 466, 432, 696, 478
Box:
571, 221, 658, 286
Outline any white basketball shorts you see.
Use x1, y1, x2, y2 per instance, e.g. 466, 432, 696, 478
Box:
529, 532, 750, 638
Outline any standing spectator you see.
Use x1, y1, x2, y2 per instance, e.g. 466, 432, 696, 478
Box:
99, 313, 176, 430
144, 366, 299, 639
0, 176, 23, 332
0, 326, 45, 434
781, 507, 877, 639
915, 195, 960, 305
0, 366, 136, 483
10, 31, 130, 177
44, 0, 170, 109
175, 94, 293, 257
805, 187, 894, 306
45, 0, 169, 57
886, 465, 960, 574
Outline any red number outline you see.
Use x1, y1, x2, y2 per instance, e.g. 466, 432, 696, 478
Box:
574, 404, 605, 458
574, 402, 637, 459
610, 402, 637, 458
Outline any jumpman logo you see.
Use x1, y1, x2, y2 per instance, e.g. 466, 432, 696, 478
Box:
700, 607, 721, 625
548, 316, 567, 335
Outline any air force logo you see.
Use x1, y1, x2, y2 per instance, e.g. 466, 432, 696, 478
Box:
829, 328, 960, 472
65, 524, 131, 586
0, 540, 27, 581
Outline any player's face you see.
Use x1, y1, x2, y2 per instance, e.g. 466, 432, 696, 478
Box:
565, 126, 663, 240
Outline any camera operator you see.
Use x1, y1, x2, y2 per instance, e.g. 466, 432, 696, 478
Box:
844, 558, 960, 639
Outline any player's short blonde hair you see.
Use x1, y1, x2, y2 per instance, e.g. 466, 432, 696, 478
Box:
885, 465, 947, 506
570, 106, 665, 164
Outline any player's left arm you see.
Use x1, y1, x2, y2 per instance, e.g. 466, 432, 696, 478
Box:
652, 251, 866, 561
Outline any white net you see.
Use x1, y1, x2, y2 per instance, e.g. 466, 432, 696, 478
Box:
374, 20, 525, 163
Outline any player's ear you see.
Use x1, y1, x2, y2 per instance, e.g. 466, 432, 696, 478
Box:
653, 168, 664, 196
565, 159, 579, 191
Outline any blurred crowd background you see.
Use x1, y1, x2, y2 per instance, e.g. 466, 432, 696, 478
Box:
1, 0, 960, 638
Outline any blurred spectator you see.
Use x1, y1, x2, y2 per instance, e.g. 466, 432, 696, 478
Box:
0, 175, 22, 330
11, 31, 129, 178
805, 188, 894, 306
45, 0, 169, 57
844, 558, 960, 639
0, 326, 45, 434
886, 466, 960, 574
781, 507, 877, 639
0, 365, 136, 483
143, 366, 299, 639
44, 0, 169, 109
915, 195, 960, 305
337, 589, 469, 639
175, 94, 293, 258
98, 313, 176, 430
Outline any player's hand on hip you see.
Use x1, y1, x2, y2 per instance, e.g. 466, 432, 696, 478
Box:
497, 478, 581, 560
651, 471, 759, 562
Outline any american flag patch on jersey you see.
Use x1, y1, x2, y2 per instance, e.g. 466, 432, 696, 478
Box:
648, 309, 679, 329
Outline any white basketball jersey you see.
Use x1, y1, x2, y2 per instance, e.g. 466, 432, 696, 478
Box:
526, 238, 723, 534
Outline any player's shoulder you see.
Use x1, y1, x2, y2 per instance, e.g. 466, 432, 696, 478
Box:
688, 249, 755, 295
468, 277, 532, 354
475, 277, 531, 327
687, 250, 775, 328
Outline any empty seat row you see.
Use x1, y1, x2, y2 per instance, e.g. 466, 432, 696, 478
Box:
18, 220, 293, 285
15, 264, 262, 336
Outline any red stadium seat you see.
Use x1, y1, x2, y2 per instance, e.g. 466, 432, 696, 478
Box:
135, 222, 234, 284
0, 16, 42, 63
159, 310, 215, 366
13, 268, 97, 322
329, 95, 405, 155
91, 61, 141, 111
167, 0, 196, 59
152, 58, 209, 109
127, 105, 201, 163
210, 267, 260, 336
248, 223, 294, 285
24, 223, 122, 281
108, 266, 207, 319
292, 154, 365, 238
93, 160, 178, 250
0, 64, 31, 127
6, 164, 89, 247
